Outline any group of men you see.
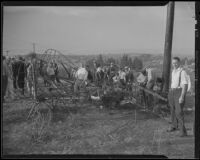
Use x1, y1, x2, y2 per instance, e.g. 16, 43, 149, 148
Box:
73, 57, 190, 137
73, 61, 135, 96
135, 57, 189, 137
137, 57, 189, 137
3, 56, 27, 101
2, 55, 190, 137
73, 59, 164, 99
2, 55, 60, 101
93, 61, 135, 88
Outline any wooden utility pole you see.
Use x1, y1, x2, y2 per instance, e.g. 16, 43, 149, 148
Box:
162, 1, 175, 93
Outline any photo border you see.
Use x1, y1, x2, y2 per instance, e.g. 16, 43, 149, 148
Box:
1, 1, 199, 159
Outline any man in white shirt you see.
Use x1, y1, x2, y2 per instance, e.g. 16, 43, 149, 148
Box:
167, 57, 188, 137
74, 65, 89, 96
146, 67, 158, 90
118, 67, 126, 87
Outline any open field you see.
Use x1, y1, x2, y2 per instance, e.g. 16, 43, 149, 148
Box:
3, 53, 195, 158
3, 93, 195, 158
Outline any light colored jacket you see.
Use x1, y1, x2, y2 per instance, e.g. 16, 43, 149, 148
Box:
146, 68, 157, 83
47, 66, 55, 76
137, 73, 147, 83
75, 67, 88, 81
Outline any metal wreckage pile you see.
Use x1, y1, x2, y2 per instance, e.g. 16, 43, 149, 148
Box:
23, 50, 170, 142
90, 82, 134, 109
27, 49, 169, 114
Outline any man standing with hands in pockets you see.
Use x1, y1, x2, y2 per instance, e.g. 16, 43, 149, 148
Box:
167, 57, 188, 137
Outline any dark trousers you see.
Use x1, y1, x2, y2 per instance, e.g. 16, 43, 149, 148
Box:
3, 76, 8, 100
55, 72, 60, 83
168, 89, 187, 134
13, 74, 17, 89
74, 79, 86, 95
55, 76, 60, 83
120, 79, 126, 87
17, 74, 25, 95
146, 81, 154, 108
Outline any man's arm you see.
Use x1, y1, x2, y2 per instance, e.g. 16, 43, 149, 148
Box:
179, 70, 188, 103
147, 69, 153, 82
181, 84, 188, 98
123, 72, 126, 81
84, 71, 88, 81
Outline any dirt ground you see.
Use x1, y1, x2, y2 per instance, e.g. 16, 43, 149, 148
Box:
2, 94, 195, 158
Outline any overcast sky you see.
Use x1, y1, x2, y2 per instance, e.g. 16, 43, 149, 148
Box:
3, 2, 195, 56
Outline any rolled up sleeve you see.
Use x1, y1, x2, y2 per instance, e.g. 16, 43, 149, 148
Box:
181, 70, 188, 85
148, 70, 153, 82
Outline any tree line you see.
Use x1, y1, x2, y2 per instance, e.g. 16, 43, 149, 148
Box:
86, 54, 143, 70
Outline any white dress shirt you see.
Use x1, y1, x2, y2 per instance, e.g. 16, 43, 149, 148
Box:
118, 71, 126, 81
171, 67, 188, 89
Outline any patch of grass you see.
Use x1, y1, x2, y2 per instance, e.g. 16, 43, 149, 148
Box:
3, 99, 194, 157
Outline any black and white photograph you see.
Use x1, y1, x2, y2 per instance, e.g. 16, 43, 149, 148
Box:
2, 1, 197, 159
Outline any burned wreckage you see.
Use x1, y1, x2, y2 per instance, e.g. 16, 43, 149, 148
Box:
20, 49, 170, 142
27, 48, 168, 112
